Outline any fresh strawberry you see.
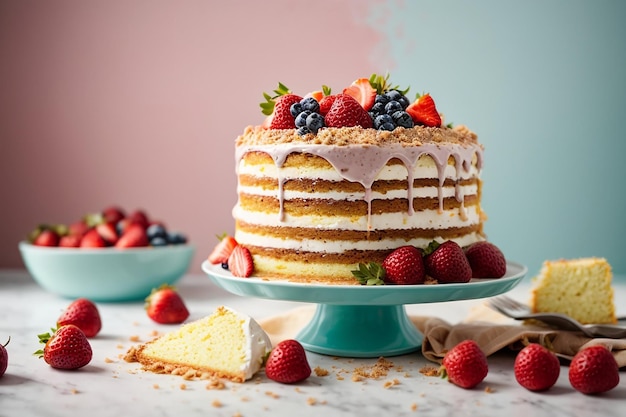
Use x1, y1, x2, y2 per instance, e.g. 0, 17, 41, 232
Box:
324, 94, 373, 128
36, 325, 92, 370
102, 206, 126, 224
464, 241, 507, 278
57, 298, 102, 338
80, 228, 107, 248
568, 345, 619, 394
33, 229, 59, 247
115, 223, 149, 248
343, 78, 376, 111
440, 339, 488, 389
96, 221, 119, 245
228, 245, 254, 278
68, 220, 90, 237
381, 246, 425, 285
424, 241, 472, 283
264, 339, 311, 384
59, 234, 82, 248
208, 235, 239, 265
318, 95, 338, 116
128, 209, 150, 229
514, 343, 560, 391
0, 337, 9, 377
269, 94, 303, 129
406, 93, 442, 127
145, 285, 190, 324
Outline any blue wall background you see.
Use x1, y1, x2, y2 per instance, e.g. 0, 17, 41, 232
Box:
368, 0, 626, 276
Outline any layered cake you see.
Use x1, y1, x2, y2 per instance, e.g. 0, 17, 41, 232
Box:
231, 75, 487, 283
125, 306, 272, 382
529, 258, 616, 324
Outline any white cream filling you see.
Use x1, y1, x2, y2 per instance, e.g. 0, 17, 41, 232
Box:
233, 205, 481, 230
235, 230, 485, 253
237, 184, 478, 201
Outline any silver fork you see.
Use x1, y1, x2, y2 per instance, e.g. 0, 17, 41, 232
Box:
487, 295, 626, 339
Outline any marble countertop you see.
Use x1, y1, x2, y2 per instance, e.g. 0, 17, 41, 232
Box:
1, 269, 624, 417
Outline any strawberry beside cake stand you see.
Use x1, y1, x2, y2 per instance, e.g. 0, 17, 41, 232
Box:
201, 261, 527, 358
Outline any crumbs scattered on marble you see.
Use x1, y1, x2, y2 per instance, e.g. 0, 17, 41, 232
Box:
211, 399, 223, 408
265, 390, 279, 399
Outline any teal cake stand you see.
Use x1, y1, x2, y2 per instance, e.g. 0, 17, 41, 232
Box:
202, 261, 527, 358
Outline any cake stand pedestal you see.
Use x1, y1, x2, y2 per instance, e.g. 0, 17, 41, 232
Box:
201, 261, 527, 358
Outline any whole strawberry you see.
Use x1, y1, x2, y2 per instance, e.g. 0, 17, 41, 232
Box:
569, 345, 619, 394
265, 339, 311, 384
36, 325, 92, 370
145, 285, 190, 324
0, 337, 9, 377
382, 246, 425, 285
57, 298, 102, 338
514, 343, 560, 391
464, 241, 506, 278
440, 339, 488, 389
424, 241, 472, 283
324, 94, 373, 128
270, 94, 303, 129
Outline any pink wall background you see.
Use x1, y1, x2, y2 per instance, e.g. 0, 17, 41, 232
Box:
0, 0, 385, 273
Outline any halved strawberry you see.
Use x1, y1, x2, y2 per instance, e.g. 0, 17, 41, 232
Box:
406, 93, 442, 127
228, 245, 254, 278
96, 222, 119, 245
305, 90, 325, 102
208, 235, 238, 264
343, 78, 376, 111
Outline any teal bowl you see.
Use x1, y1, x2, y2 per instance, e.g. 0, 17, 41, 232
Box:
19, 241, 195, 302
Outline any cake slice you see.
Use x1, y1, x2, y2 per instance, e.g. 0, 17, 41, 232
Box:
126, 306, 272, 382
529, 258, 616, 324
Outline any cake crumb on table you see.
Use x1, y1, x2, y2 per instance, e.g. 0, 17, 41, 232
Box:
411, 403, 418, 411
383, 378, 401, 389
212, 399, 223, 408
179, 383, 187, 390
313, 366, 329, 377
419, 365, 440, 377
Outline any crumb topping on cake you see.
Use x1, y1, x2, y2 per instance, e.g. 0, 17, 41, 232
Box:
237, 125, 479, 147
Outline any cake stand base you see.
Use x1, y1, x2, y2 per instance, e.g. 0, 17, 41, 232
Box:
296, 304, 422, 358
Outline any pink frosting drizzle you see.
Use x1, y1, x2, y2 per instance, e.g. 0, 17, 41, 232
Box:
236, 143, 483, 228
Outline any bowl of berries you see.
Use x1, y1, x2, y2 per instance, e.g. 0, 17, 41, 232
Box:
18, 206, 194, 302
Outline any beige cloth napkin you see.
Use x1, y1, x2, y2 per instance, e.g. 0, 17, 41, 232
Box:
258, 304, 626, 367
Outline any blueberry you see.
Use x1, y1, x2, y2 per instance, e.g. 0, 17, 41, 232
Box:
300, 97, 320, 113
306, 113, 324, 133
150, 236, 168, 247
297, 126, 312, 136
370, 102, 385, 116
147, 223, 167, 240
375, 94, 390, 105
290, 102, 303, 118
385, 100, 403, 114
295, 110, 311, 128
398, 95, 410, 109
386, 90, 403, 101
392, 111, 414, 128
380, 122, 396, 131
374, 114, 393, 129
167, 232, 187, 245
